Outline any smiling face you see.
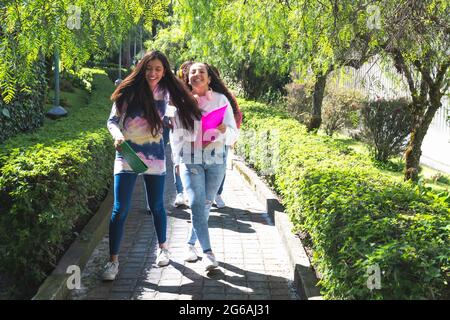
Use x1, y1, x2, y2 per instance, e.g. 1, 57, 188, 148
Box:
145, 58, 165, 90
188, 63, 211, 93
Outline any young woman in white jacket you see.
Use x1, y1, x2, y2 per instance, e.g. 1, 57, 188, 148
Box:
170, 62, 239, 270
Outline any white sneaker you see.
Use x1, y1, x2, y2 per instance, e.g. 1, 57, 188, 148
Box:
215, 194, 225, 208
184, 245, 199, 262
174, 193, 186, 207
102, 261, 119, 281
203, 252, 219, 271
156, 248, 170, 267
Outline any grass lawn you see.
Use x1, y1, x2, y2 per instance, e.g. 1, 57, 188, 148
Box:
332, 132, 450, 194
45, 86, 89, 113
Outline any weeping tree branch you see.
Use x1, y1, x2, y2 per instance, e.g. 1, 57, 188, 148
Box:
389, 48, 417, 99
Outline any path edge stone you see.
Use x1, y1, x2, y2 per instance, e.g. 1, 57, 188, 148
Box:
232, 154, 323, 300
32, 184, 114, 300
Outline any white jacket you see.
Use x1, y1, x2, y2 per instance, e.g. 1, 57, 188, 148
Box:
169, 91, 239, 165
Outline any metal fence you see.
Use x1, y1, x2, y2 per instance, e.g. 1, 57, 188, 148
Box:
430, 96, 450, 137
330, 56, 450, 137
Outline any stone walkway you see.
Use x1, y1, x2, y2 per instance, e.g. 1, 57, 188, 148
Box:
67, 150, 299, 300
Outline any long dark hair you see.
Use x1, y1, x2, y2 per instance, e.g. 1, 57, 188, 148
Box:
111, 51, 201, 133
186, 62, 239, 116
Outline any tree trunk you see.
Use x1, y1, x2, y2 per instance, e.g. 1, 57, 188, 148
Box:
404, 123, 427, 181
404, 88, 442, 181
307, 72, 327, 132
152, 20, 158, 38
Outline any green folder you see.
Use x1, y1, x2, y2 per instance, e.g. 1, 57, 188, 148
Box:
119, 141, 149, 174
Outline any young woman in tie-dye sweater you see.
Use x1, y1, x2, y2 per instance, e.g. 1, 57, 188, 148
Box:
103, 51, 201, 281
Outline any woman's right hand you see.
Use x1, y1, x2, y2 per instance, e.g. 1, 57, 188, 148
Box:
174, 164, 180, 176
114, 138, 125, 151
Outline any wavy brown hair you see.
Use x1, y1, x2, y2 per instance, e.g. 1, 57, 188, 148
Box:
111, 51, 201, 133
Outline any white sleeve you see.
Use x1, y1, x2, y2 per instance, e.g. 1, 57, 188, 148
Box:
222, 97, 239, 146
165, 104, 177, 117
107, 102, 125, 141
169, 111, 184, 166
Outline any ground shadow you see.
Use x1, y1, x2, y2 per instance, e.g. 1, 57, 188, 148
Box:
133, 258, 297, 300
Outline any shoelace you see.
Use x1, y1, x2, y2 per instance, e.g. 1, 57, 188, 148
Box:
105, 262, 117, 271
159, 249, 169, 256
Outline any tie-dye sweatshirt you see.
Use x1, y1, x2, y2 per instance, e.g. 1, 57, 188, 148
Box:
107, 88, 168, 175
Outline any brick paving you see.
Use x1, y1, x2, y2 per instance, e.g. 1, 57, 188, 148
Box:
67, 149, 299, 300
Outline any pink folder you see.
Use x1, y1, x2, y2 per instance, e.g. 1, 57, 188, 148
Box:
201, 104, 228, 144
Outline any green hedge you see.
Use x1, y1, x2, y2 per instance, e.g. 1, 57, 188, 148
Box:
0, 69, 115, 298
235, 98, 450, 299
85, 61, 131, 84
0, 58, 47, 143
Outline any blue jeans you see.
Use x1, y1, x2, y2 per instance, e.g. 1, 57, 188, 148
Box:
162, 112, 170, 146
146, 118, 169, 212
217, 174, 225, 195
173, 165, 184, 194
110, 173, 166, 255
180, 154, 226, 253
217, 146, 229, 195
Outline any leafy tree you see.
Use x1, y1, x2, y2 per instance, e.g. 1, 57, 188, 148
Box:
170, 0, 449, 182
145, 22, 192, 69
374, 0, 449, 181
289, 0, 448, 180
172, 0, 293, 98
169, 0, 376, 120
286, 0, 379, 131
0, 0, 169, 103
287, 0, 449, 180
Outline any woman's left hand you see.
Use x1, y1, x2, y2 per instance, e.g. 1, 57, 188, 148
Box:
217, 123, 227, 134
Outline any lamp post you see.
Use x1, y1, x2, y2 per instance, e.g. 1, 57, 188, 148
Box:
46, 16, 68, 119
54, 47, 61, 108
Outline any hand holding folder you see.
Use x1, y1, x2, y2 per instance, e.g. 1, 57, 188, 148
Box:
201, 104, 228, 144
119, 141, 149, 174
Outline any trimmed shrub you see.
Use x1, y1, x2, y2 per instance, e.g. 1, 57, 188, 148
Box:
361, 97, 413, 162
0, 69, 115, 298
321, 86, 366, 136
295, 167, 449, 299
236, 98, 450, 299
59, 68, 95, 93
283, 81, 314, 125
